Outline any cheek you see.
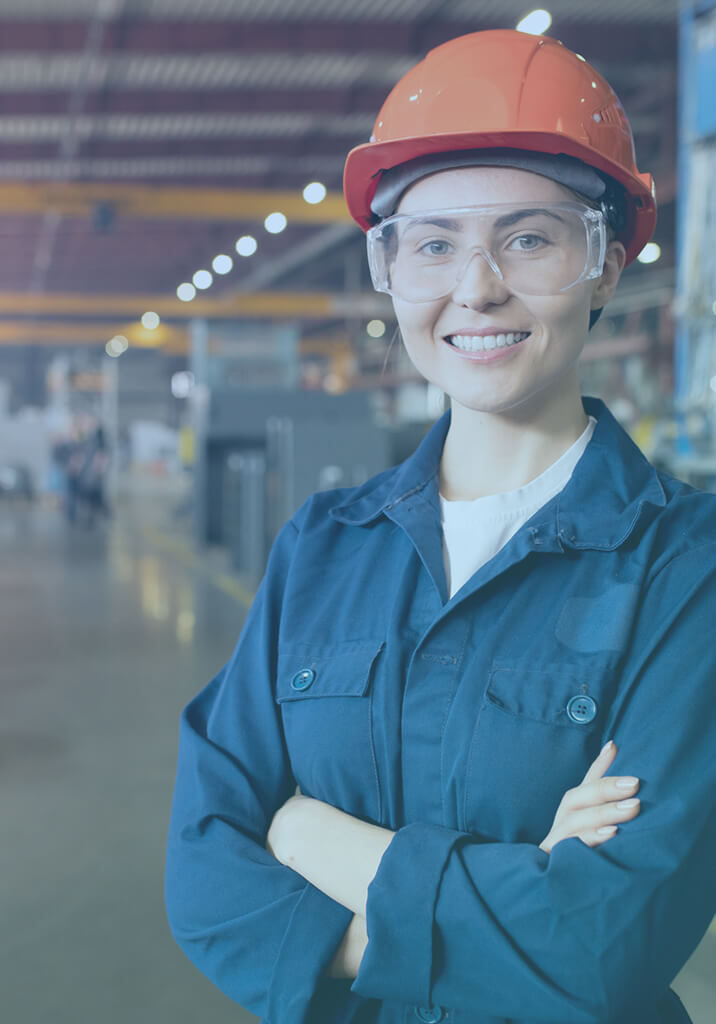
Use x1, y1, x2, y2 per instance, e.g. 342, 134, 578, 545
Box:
524, 290, 590, 339
393, 300, 442, 352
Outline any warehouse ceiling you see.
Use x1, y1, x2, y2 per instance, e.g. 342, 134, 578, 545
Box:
0, 0, 678, 354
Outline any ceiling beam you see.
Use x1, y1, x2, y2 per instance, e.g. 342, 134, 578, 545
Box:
0, 318, 187, 349
0, 289, 391, 319
0, 18, 677, 64
0, 182, 352, 222
0, 319, 357, 357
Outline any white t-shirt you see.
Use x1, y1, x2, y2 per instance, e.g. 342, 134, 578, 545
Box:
440, 417, 597, 599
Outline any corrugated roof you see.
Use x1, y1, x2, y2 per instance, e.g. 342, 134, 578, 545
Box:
0, 0, 678, 20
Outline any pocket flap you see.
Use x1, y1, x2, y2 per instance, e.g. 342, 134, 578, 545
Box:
487, 665, 603, 727
275, 640, 384, 703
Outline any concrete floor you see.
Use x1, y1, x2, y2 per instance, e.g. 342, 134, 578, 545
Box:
2, 497, 713, 1024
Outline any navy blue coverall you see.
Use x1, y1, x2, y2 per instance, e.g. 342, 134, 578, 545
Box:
165, 396, 716, 1024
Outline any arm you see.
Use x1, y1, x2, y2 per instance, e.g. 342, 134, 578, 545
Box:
266, 797, 394, 980
269, 548, 716, 1020
267, 743, 639, 978
164, 518, 355, 1024
267, 795, 394, 916
347, 547, 716, 1021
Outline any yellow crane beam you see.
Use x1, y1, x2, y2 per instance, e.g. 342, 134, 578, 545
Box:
0, 319, 188, 350
0, 182, 353, 224
0, 318, 358, 358
0, 290, 339, 318
0, 290, 389, 320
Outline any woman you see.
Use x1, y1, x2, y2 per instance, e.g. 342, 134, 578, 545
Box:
165, 31, 715, 1024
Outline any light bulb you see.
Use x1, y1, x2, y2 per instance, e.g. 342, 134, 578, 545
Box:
264, 212, 287, 234
141, 311, 160, 330
212, 254, 233, 274
303, 182, 327, 205
236, 235, 258, 257
193, 269, 213, 290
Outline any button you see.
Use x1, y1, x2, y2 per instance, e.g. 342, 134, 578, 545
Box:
291, 668, 315, 691
415, 1007, 445, 1022
566, 694, 598, 724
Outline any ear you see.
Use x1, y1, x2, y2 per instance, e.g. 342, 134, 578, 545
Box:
590, 241, 627, 310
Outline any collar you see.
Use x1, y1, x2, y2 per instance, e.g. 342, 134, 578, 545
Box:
329, 396, 666, 550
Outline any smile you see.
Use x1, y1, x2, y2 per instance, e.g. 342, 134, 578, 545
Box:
445, 331, 531, 352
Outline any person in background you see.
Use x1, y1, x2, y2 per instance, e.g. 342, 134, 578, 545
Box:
165, 30, 715, 1024
58, 416, 111, 528
77, 422, 111, 527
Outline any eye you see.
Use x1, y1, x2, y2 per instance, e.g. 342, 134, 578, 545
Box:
508, 233, 548, 252
416, 238, 454, 257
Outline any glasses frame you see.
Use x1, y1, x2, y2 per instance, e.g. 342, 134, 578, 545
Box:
366, 201, 608, 303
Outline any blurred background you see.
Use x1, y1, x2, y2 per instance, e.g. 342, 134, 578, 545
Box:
1, 1, 714, 1022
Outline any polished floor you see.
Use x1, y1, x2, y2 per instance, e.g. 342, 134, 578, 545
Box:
2, 495, 713, 1024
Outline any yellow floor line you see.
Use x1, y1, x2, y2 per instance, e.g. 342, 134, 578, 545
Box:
140, 525, 255, 609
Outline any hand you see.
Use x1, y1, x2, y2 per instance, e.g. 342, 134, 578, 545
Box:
539, 740, 640, 854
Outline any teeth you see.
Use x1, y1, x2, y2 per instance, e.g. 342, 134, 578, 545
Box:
448, 331, 530, 352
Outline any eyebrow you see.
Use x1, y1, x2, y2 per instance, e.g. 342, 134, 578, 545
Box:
493, 208, 568, 229
401, 208, 568, 232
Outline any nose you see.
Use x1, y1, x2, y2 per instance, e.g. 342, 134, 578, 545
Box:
451, 248, 510, 308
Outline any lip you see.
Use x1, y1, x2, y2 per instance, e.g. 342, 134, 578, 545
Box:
444, 328, 531, 338
442, 331, 532, 363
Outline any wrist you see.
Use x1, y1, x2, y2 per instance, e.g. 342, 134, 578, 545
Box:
327, 914, 368, 979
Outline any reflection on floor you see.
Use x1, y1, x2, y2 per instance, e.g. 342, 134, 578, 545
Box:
1, 499, 713, 1024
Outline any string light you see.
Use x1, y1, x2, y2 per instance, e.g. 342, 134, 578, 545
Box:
193, 269, 213, 289
265, 212, 287, 234
236, 235, 258, 256
141, 312, 160, 330
212, 254, 233, 274
366, 319, 386, 338
303, 182, 327, 205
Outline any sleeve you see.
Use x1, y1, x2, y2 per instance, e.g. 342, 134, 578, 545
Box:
164, 518, 355, 1024
350, 545, 716, 1022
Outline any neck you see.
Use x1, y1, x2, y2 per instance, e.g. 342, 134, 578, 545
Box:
439, 383, 589, 501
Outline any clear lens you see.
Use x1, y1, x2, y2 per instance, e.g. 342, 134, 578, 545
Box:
366, 202, 606, 302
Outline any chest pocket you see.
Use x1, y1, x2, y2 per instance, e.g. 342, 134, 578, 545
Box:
463, 664, 610, 843
275, 640, 384, 824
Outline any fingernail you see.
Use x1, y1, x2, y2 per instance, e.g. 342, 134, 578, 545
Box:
597, 825, 618, 834
600, 740, 614, 755
616, 777, 639, 788
616, 798, 639, 809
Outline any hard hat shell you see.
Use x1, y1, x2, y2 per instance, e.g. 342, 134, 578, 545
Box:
343, 30, 656, 265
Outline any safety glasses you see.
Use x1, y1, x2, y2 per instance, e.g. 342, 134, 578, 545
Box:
366, 201, 607, 302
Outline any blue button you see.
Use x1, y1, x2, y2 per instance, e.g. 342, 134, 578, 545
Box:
415, 1007, 445, 1023
290, 668, 315, 691
566, 694, 598, 724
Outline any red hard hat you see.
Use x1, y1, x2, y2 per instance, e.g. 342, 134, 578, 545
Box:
343, 30, 656, 265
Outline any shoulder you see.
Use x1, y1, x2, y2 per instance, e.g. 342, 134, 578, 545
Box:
650, 468, 716, 566
288, 462, 403, 534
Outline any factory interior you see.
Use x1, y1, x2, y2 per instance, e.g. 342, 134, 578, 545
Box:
2, 2, 715, 1022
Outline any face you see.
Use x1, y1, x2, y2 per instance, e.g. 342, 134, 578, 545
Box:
391, 167, 625, 418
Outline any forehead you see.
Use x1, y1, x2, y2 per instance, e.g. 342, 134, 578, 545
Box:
395, 166, 575, 214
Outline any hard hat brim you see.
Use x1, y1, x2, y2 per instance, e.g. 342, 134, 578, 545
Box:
344, 130, 656, 265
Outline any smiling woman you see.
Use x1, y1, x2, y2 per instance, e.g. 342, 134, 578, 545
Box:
165, 28, 716, 1024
